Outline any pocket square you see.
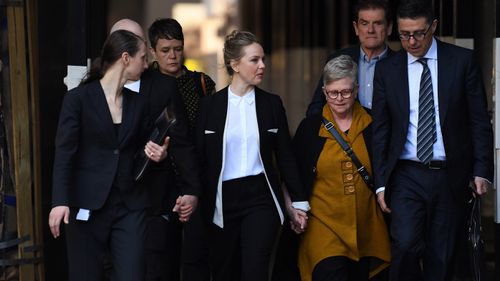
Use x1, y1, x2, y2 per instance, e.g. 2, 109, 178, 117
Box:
267, 128, 278, 133
205, 130, 216, 134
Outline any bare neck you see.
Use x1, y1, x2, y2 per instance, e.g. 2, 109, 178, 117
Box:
229, 76, 254, 96
361, 45, 386, 60
331, 108, 353, 132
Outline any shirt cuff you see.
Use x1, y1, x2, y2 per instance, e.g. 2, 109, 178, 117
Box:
474, 176, 492, 185
376, 187, 385, 194
292, 201, 311, 212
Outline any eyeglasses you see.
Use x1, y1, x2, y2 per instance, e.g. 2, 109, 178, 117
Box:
398, 24, 432, 41
323, 87, 355, 99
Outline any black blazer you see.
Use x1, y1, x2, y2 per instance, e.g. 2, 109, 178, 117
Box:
136, 69, 201, 215
52, 80, 149, 210
306, 45, 394, 116
372, 39, 494, 204
196, 87, 307, 225
292, 112, 373, 198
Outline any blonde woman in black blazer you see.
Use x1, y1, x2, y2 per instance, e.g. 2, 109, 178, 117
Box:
48, 30, 169, 281
196, 30, 309, 281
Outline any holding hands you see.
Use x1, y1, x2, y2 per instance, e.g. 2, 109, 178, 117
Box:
288, 207, 308, 234
173, 194, 198, 223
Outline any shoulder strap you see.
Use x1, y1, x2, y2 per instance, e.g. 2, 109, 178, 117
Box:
321, 117, 374, 188
200, 72, 207, 96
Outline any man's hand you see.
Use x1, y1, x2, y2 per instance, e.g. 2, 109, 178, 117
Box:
172, 195, 198, 222
377, 191, 391, 213
48, 206, 70, 238
472, 176, 490, 196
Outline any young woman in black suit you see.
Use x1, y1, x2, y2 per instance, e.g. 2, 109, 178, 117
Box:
48, 30, 168, 281
196, 30, 309, 281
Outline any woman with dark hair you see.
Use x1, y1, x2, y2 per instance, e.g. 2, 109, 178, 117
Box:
146, 17, 217, 281
48, 30, 167, 281
196, 30, 309, 281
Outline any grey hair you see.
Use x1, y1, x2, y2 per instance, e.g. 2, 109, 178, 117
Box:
323, 55, 358, 86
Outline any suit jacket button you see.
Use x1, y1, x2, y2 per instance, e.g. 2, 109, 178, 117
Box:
113, 149, 119, 155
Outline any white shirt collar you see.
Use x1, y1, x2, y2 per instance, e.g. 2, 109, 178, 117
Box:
407, 37, 438, 65
228, 86, 255, 105
124, 80, 141, 93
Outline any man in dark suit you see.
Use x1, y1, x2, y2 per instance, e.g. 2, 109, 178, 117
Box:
307, 0, 393, 116
372, 1, 493, 280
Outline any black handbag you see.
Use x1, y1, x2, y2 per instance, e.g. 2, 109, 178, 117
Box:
467, 193, 485, 281
133, 107, 176, 181
321, 117, 374, 189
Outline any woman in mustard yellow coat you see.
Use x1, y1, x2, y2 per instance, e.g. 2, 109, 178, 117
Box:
293, 55, 390, 281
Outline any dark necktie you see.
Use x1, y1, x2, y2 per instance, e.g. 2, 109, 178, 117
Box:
416, 58, 436, 164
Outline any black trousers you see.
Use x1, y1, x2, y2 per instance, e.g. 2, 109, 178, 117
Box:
271, 222, 301, 281
209, 174, 281, 281
65, 188, 146, 281
312, 256, 370, 281
144, 214, 182, 281
389, 161, 460, 281
182, 207, 211, 281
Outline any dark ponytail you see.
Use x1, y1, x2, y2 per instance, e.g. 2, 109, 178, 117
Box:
82, 30, 144, 84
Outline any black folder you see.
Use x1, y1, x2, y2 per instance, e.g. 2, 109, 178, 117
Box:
134, 107, 176, 181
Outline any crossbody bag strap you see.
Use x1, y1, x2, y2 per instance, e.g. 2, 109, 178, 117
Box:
321, 117, 374, 188
200, 72, 207, 95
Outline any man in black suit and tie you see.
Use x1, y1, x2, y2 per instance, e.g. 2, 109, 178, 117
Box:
372, 1, 493, 280
307, 0, 394, 115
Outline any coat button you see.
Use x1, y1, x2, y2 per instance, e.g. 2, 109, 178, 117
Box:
346, 174, 353, 181
113, 149, 119, 155
345, 162, 352, 168
344, 185, 355, 194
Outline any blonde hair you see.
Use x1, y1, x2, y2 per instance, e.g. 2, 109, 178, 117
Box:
223, 30, 258, 75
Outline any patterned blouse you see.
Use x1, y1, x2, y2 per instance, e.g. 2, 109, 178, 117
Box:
151, 63, 216, 134
176, 66, 216, 133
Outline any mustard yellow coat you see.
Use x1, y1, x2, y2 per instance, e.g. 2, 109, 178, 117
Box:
297, 104, 390, 281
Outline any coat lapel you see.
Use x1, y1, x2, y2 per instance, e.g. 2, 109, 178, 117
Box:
436, 41, 455, 125
118, 89, 137, 145
89, 81, 118, 145
255, 88, 265, 140
215, 88, 229, 135
394, 51, 411, 123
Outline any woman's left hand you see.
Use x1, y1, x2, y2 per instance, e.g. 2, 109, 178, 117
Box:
145, 136, 170, 162
289, 208, 308, 234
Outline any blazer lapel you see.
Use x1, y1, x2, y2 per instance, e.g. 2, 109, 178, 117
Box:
118, 89, 136, 145
394, 51, 410, 120
215, 88, 229, 135
89, 81, 118, 144
436, 40, 455, 125
254, 87, 269, 144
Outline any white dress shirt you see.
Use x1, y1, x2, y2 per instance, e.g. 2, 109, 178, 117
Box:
222, 87, 264, 181
400, 38, 446, 161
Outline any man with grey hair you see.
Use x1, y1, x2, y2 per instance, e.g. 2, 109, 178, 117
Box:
307, 0, 393, 116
